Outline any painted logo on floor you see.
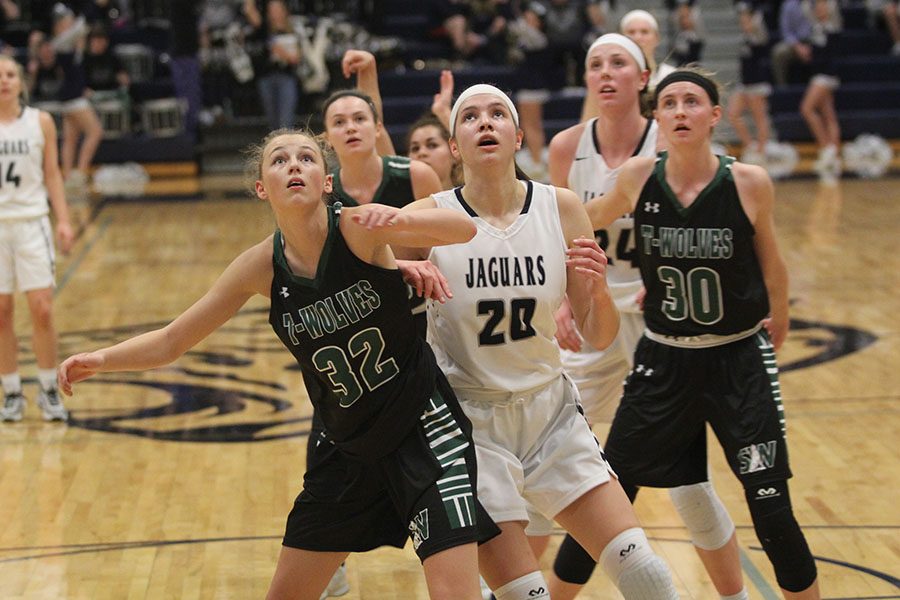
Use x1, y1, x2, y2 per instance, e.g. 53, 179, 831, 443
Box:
32, 310, 876, 442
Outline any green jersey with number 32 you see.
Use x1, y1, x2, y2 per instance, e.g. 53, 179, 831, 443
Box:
268, 203, 436, 459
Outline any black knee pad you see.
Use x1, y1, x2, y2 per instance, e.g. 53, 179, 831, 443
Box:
745, 480, 817, 592
553, 534, 597, 585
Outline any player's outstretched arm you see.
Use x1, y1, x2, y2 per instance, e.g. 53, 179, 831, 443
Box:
583, 155, 654, 229
58, 242, 272, 395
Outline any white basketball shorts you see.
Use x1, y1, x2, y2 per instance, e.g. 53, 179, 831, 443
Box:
457, 373, 614, 532
0, 216, 56, 293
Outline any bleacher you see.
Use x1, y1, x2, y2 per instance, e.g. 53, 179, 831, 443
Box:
767, 2, 900, 142
372, 0, 900, 153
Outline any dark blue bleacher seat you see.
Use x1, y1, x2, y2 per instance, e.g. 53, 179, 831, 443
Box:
841, 2, 871, 31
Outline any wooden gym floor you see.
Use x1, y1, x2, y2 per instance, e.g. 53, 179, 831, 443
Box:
0, 173, 898, 599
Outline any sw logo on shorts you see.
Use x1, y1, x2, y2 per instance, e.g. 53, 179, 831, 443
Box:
738, 441, 777, 474
409, 509, 430, 550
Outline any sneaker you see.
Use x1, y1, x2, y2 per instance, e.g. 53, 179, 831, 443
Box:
319, 563, 350, 599
1, 392, 25, 422
65, 169, 88, 191
814, 145, 840, 184
37, 388, 68, 422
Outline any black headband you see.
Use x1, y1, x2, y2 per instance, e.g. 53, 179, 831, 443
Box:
654, 71, 720, 107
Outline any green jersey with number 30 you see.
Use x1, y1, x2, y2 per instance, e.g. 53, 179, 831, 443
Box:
636, 153, 769, 337
268, 203, 436, 459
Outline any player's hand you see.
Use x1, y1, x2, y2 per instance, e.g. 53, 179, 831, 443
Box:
58, 352, 105, 396
397, 259, 452, 303
635, 286, 646, 311
56, 221, 75, 255
554, 296, 582, 352
341, 49, 375, 79
762, 314, 789, 350
566, 237, 610, 298
431, 70, 454, 128
349, 203, 404, 229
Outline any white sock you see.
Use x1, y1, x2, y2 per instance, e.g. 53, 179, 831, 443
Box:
722, 588, 750, 600
38, 368, 58, 392
1, 372, 22, 395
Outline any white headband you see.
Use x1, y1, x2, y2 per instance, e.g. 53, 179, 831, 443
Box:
620, 9, 659, 33
449, 84, 519, 136
585, 33, 647, 71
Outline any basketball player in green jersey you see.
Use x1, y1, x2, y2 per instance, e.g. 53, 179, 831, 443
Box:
585, 68, 821, 599
58, 129, 499, 600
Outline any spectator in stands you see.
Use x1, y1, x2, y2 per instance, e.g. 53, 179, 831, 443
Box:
29, 38, 61, 101
584, 0, 613, 39
30, 5, 104, 190
771, 0, 813, 85
544, 0, 590, 89
801, 0, 843, 184
666, 0, 704, 65
0, 0, 20, 37
466, 0, 513, 63
167, 0, 202, 136
199, 0, 240, 125
425, 0, 513, 62
83, 24, 129, 95
872, 0, 900, 55
83, 23, 130, 135
244, 0, 301, 130
81, 0, 128, 30
728, 0, 773, 166
425, 0, 476, 58
509, 1, 551, 181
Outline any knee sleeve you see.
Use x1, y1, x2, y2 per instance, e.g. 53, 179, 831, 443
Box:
668, 481, 735, 551
745, 481, 817, 593
493, 571, 549, 600
553, 534, 597, 585
599, 528, 679, 600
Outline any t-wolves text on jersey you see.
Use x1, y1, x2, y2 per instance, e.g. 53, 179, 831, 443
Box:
268, 204, 437, 459
635, 153, 769, 337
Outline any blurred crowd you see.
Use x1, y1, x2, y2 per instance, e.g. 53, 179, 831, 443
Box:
1, 0, 898, 184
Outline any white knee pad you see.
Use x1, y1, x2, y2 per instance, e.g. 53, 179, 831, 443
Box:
493, 571, 549, 600
668, 481, 735, 551
599, 528, 679, 599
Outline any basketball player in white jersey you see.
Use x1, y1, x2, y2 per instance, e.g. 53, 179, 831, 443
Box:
543, 35, 748, 600
407, 83, 679, 600
0, 54, 74, 422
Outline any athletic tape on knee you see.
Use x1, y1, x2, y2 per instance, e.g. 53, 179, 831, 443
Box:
553, 534, 598, 585
745, 481, 817, 592
599, 528, 679, 599
493, 571, 550, 600
668, 482, 735, 551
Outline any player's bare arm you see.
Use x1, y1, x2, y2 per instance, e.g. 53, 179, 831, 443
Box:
584, 155, 655, 229
556, 186, 620, 351
734, 162, 790, 349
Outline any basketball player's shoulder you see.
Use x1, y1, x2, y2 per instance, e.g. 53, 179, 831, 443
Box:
549, 120, 588, 156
